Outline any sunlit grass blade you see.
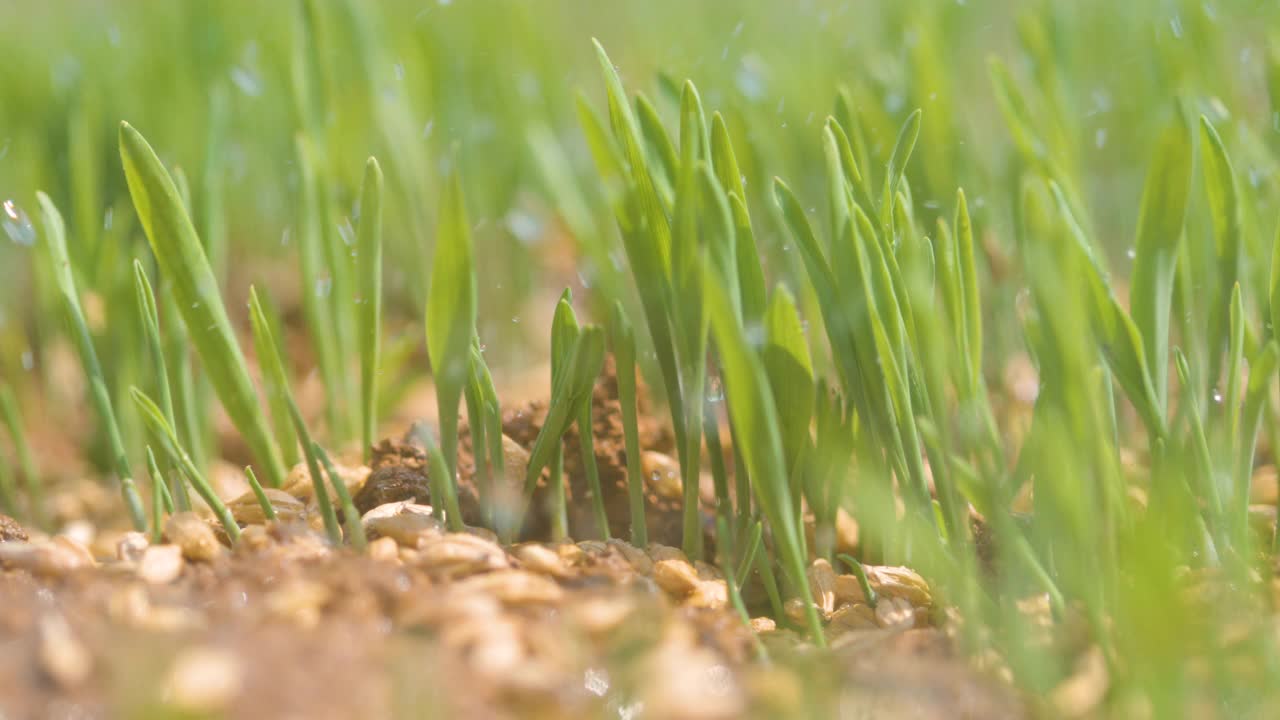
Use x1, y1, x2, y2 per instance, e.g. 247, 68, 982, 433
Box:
1128, 115, 1192, 413
356, 156, 384, 462
119, 122, 285, 487
879, 109, 921, 238
131, 387, 239, 542
37, 192, 146, 531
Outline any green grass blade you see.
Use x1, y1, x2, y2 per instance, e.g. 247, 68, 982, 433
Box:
312, 442, 366, 551
119, 122, 285, 487
425, 162, 477, 485
247, 287, 340, 543
145, 446, 166, 543
1201, 117, 1243, 378
1128, 115, 1193, 413
356, 156, 384, 462
0, 384, 43, 527
248, 287, 299, 483
763, 285, 814, 481
131, 387, 239, 542
610, 301, 648, 547
37, 192, 146, 531
243, 466, 277, 522
703, 264, 824, 646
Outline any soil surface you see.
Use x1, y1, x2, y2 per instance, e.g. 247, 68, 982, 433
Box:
0, 360, 1024, 719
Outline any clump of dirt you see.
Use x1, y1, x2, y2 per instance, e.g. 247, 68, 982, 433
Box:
0, 513, 28, 542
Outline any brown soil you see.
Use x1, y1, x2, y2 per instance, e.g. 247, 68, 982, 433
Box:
0, 358, 1024, 719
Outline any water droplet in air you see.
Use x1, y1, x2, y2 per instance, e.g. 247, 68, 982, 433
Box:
21, 350, 33, 371
422, 120, 435, 139
338, 218, 356, 246
1169, 15, 1183, 39
1212, 389, 1223, 404
511, 316, 521, 324
2, 200, 35, 246
1126, 248, 1136, 260
1095, 129, 1107, 149
706, 376, 724, 404
394, 62, 405, 81
103, 207, 113, 231
230, 66, 262, 97
315, 276, 333, 298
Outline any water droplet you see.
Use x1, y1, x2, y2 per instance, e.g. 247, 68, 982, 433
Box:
191, 301, 200, 309
1126, 248, 1136, 260
281, 228, 292, 247
1212, 389, 1223, 404
706, 376, 724, 403
21, 350, 33, 371
511, 316, 521, 324
338, 218, 356, 246
583, 668, 610, 697
394, 62, 405, 81
422, 120, 435, 139
230, 66, 262, 97
107, 25, 121, 47
103, 207, 113, 231
315, 276, 333, 298
506, 210, 542, 245
1095, 128, 1108, 149
2, 200, 35, 246
1169, 14, 1184, 39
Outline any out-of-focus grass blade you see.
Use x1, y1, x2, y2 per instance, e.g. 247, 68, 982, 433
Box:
1129, 115, 1192, 412
0, 384, 43, 527
247, 286, 340, 544
703, 264, 824, 646
880, 109, 921, 238
313, 442, 366, 551
131, 387, 239, 542
425, 163, 477, 484
145, 446, 167, 543
248, 287, 299, 481
1239, 341, 1278, 543
356, 156, 384, 462
763, 285, 814, 481
37, 192, 147, 531
611, 300, 648, 548
1173, 349, 1220, 520
119, 122, 285, 487
1201, 116, 1243, 384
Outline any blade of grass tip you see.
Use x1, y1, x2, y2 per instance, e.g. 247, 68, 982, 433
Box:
837, 554, 878, 608
131, 387, 239, 542
119, 123, 286, 487
133, 260, 178, 433
611, 301, 648, 547
145, 446, 167, 543
248, 287, 299, 486
312, 442, 366, 550
0, 384, 44, 527
704, 264, 824, 646
1201, 117, 1243, 381
547, 292, 579, 541
356, 156, 384, 463
955, 189, 983, 397
1129, 115, 1193, 414
247, 288, 341, 543
243, 466, 276, 522
425, 159, 477, 498
880, 109, 922, 240
37, 192, 147, 531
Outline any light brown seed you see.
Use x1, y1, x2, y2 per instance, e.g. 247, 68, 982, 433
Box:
37, 614, 92, 690
608, 539, 653, 574
807, 558, 836, 615
229, 488, 306, 526
137, 544, 184, 585
514, 543, 570, 577
653, 558, 701, 596
115, 532, 150, 563
453, 570, 565, 605
164, 512, 223, 562
165, 647, 243, 713
641, 451, 682, 499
